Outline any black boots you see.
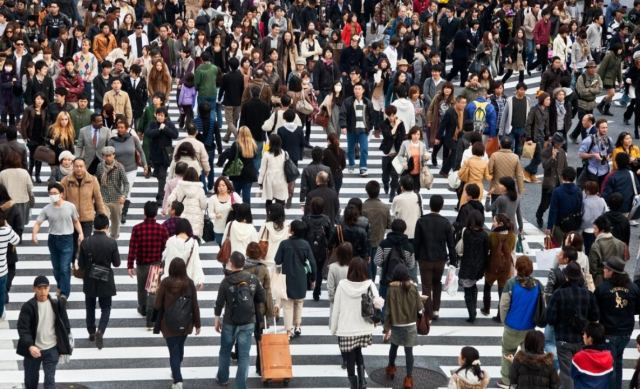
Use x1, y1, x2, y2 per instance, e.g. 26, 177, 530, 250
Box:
603, 103, 613, 116
597, 100, 614, 116
348, 376, 358, 389
464, 286, 478, 323
357, 365, 367, 388
121, 200, 130, 224
481, 283, 492, 316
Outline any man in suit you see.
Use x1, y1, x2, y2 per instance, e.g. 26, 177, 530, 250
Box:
92, 61, 113, 114
128, 21, 149, 59
122, 64, 147, 131
76, 113, 111, 175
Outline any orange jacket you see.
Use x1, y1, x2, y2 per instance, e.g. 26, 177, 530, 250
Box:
92, 33, 117, 63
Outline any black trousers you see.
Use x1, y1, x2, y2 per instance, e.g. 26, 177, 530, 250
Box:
439, 138, 456, 175
536, 187, 553, 221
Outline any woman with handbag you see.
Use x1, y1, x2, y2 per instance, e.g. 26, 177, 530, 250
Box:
77, 214, 121, 350
257, 133, 288, 213
318, 80, 344, 135
153, 258, 201, 389
20, 92, 49, 183
220, 203, 259, 265
383, 264, 424, 389
217, 126, 258, 204
47, 111, 75, 181
166, 168, 207, 240
206, 176, 242, 246
257, 203, 289, 270
425, 82, 455, 167
458, 210, 490, 323
322, 133, 347, 194
330, 257, 380, 389
396, 126, 431, 192
162, 218, 204, 290
275, 220, 317, 340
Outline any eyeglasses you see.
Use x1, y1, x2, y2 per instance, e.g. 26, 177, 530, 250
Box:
15, 42, 23, 46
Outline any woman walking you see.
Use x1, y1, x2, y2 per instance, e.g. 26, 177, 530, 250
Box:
154, 258, 201, 389
448, 346, 490, 388
162, 219, 204, 290
490, 176, 524, 235
206, 176, 242, 246
330, 257, 380, 389
257, 203, 289, 270
47, 111, 75, 181
217, 126, 257, 204
323, 133, 347, 194
581, 181, 609, 255
166, 168, 207, 239
383, 264, 423, 389
147, 59, 173, 101
258, 133, 288, 212
502, 28, 526, 84
509, 330, 560, 388
397, 126, 430, 191
0, 184, 24, 303
379, 105, 406, 201
220, 203, 259, 262
426, 82, 455, 167
20, 92, 49, 183
458, 210, 490, 323
458, 143, 492, 206
482, 213, 516, 321
596, 42, 623, 117
275, 220, 317, 340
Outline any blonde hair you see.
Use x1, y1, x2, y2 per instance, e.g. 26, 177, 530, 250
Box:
236, 126, 257, 158
49, 112, 75, 148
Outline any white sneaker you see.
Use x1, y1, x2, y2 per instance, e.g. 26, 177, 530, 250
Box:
348, 167, 355, 174
0, 311, 6, 321
630, 220, 639, 226
171, 383, 183, 389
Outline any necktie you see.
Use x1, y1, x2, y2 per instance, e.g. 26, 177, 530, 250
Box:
133, 79, 137, 90
92, 129, 97, 147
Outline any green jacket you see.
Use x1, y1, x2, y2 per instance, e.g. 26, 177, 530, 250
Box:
70, 108, 93, 141
383, 281, 423, 332
597, 51, 622, 86
194, 62, 219, 98
138, 105, 158, 135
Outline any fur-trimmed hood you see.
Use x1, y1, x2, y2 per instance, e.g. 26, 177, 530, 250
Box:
514, 351, 554, 367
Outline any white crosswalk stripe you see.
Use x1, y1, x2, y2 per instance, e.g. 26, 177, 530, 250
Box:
0, 73, 617, 389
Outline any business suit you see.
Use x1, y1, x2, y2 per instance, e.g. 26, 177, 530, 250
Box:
122, 76, 148, 127
76, 125, 111, 174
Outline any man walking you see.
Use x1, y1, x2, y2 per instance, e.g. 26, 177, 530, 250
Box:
194, 52, 219, 126
127, 201, 168, 326
215, 251, 265, 388
16, 275, 72, 389
340, 83, 374, 177
146, 107, 179, 204
536, 132, 567, 228
76, 214, 120, 349
219, 57, 244, 142
76, 113, 110, 175
94, 147, 129, 239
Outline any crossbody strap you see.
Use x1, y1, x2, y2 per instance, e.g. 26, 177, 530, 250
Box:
631, 170, 638, 196
185, 238, 196, 268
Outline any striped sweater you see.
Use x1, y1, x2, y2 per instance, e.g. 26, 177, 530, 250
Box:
0, 225, 21, 277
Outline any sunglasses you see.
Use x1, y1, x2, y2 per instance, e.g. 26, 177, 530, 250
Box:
15, 42, 23, 46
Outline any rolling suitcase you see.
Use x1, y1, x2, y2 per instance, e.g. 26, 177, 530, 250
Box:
259, 316, 292, 386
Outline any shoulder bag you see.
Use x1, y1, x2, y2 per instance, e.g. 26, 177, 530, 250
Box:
202, 209, 215, 242
258, 227, 269, 260
217, 221, 233, 264
284, 151, 300, 182
420, 164, 434, 189
145, 261, 164, 294
34, 145, 56, 165
223, 145, 244, 177
361, 282, 383, 324
324, 224, 343, 279
88, 248, 111, 282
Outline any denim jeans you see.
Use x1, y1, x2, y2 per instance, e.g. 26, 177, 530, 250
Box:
200, 145, 215, 190
24, 346, 59, 389
543, 325, 559, 370
85, 295, 112, 335
557, 340, 582, 389
231, 179, 252, 204
0, 274, 5, 317
197, 96, 217, 125
254, 141, 264, 173
346, 131, 369, 170
509, 127, 525, 156
48, 234, 74, 297
526, 39, 535, 66
217, 322, 255, 388
214, 232, 224, 246
166, 335, 188, 383
607, 334, 630, 389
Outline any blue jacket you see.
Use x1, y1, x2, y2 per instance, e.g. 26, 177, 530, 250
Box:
571, 345, 613, 389
548, 183, 582, 230
503, 277, 540, 331
602, 168, 640, 213
465, 97, 498, 137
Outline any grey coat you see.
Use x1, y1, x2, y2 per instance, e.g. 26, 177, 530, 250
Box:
575, 72, 603, 111
525, 105, 550, 141
76, 125, 111, 164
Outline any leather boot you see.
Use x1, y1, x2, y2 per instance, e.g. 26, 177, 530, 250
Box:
597, 100, 605, 115
348, 376, 358, 389
403, 376, 414, 389
357, 365, 367, 389
464, 287, 476, 323
121, 200, 130, 224
385, 365, 396, 380
481, 283, 491, 316
603, 103, 614, 116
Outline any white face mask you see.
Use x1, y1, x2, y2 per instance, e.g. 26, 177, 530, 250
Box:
49, 194, 61, 203
4, 67, 11, 72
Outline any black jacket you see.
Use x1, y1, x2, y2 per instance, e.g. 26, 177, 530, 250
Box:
339, 96, 374, 133
540, 68, 571, 94
340, 46, 365, 74
92, 75, 113, 111
146, 119, 179, 166
414, 212, 457, 264
605, 211, 630, 245
458, 228, 490, 281
217, 141, 258, 182
304, 185, 340, 224
595, 279, 640, 336
437, 107, 459, 143
546, 281, 600, 343
331, 222, 370, 259
278, 125, 305, 164
453, 200, 485, 232
240, 98, 271, 143
509, 351, 560, 389
300, 162, 334, 202
313, 60, 340, 93
24, 75, 54, 106
17, 297, 72, 357
379, 119, 405, 154
220, 70, 245, 106
78, 231, 121, 298
214, 270, 265, 325
122, 77, 148, 118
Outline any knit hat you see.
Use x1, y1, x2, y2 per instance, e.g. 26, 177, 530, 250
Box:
58, 150, 74, 162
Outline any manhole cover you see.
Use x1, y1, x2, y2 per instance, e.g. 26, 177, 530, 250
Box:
369, 367, 448, 389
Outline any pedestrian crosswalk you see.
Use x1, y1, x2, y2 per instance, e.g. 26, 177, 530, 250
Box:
0, 74, 631, 389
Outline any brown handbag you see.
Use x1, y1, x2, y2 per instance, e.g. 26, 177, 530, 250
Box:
34, 145, 56, 164
258, 228, 269, 260
72, 262, 84, 279
217, 221, 233, 264
417, 311, 430, 335
323, 225, 343, 279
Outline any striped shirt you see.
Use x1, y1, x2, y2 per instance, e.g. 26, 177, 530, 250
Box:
354, 100, 365, 131
0, 225, 20, 277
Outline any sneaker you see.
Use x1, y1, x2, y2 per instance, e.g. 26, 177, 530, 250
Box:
497, 381, 511, 389
171, 383, 183, 389
359, 170, 368, 177
348, 167, 355, 174
631, 220, 639, 226
294, 327, 302, 337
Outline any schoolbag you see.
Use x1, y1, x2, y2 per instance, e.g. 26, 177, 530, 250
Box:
164, 294, 193, 333
228, 276, 257, 325
382, 245, 406, 286
472, 101, 489, 134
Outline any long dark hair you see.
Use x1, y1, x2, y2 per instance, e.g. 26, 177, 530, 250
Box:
493, 213, 514, 233
456, 346, 484, 380
391, 263, 412, 292
267, 203, 285, 230
268, 133, 282, 156
168, 257, 188, 279
499, 176, 518, 202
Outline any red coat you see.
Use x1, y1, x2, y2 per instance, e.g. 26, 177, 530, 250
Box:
533, 19, 551, 46
341, 23, 363, 47
55, 71, 84, 103
413, 0, 430, 15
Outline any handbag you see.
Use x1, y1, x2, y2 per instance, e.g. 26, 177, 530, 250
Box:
88, 264, 111, 282
284, 152, 300, 182
145, 262, 163, 294
34, 145, 56, 164
217, 221, 233, 264
455, 228, 465, 257
522, 141, 536, 159
202, 210, 215, 242
295, 94, 314, 115
417, 308, 430, 335
258, 228, 269, 260
485, 137, 500, 157
420, 165, 433, 189
443, 265, 458, 297
223, 146, 244, 177
628, 171, 640, 220
270, 269, 288, 301
314, 107, 330, 127
135, 149, 144, 167
72, 262, 84, 279
533, 285, 547, 327
324, 225, 344, 279
361, 283, 383, 324
448, 170, 461, 189
392, 153, 405, 175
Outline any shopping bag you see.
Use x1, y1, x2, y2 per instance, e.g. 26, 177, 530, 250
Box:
145, 263, 163, 294
448, 170, 461, 189
271, 269, 288, 301
522, 141, 536, 159
444, 265, 458, 297
392, 154, 405, 175
535, 248, 560, 271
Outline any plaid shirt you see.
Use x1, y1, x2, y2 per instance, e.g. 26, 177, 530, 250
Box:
127, 218, 169, 269
546, 283, 600, 343
95, 161, 129, 203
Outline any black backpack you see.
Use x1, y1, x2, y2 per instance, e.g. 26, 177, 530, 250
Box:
164, 294, 193, 333
228, 276, 257, 325
382, 245, 405, 286
305, 217, 328, 262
